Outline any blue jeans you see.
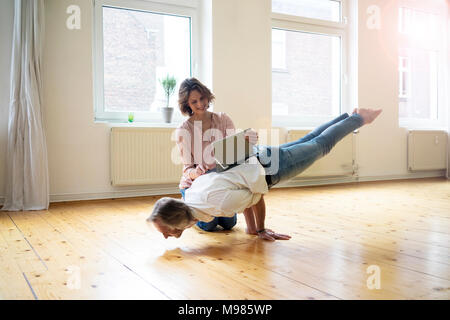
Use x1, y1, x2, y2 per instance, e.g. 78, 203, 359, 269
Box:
257, 113, 364, 187
180, 171, 237, 232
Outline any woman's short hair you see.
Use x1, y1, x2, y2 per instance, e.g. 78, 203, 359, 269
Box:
148, 197, 194, 229
178, 77, 215, 116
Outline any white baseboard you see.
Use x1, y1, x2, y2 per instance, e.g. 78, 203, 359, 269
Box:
274, 175, 358, 188
275, 170, 446, 189
356, 170, 446, 183
49, 185, 181, 203
0, 170, 446, 205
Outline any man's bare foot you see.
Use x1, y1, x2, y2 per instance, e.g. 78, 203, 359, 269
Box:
355, 108, 382, 125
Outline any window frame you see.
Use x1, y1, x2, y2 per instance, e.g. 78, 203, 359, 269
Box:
93, 0, 199, 124
397, 3, 449, 130
270, 0, 352, 128
398, 56, 411, 100
272, 29, 287, 72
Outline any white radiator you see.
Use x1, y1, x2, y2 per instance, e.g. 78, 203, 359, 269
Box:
287, 130, 355, 178
408, 130, 448, 171
110, 127, 182, 186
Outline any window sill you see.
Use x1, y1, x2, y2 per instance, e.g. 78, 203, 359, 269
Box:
272, 115, 341, 130
273, 125, 316, 131
94, 119, 181, 128
272, 68, 289, 73
399, 119, 448, 131
400, 126, 448, 132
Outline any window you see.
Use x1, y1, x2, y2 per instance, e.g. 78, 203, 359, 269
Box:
398, 56, 411, 99
272, 0, 342, 23
398, 3, 448, 129
272, 29, 341, 118
271, 0, 350, 127
272, 29, 287, 71
94, 0, 197, 123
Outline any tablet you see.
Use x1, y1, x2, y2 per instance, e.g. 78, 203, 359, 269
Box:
213, 129, 257, 172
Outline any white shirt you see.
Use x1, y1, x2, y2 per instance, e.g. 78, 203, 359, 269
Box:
184, 156, 269, 222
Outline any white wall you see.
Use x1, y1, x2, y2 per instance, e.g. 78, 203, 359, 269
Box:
198, 0, 212, 88
0, 0, 14, 200
356, 0, 409, 178
0, 0, 448, 202
211, 0, 272, 132
43, 0, 112, 199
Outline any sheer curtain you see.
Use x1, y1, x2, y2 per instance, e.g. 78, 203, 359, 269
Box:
2, 0, 49, 211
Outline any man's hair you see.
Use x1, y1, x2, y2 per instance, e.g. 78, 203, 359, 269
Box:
148, 197, 194, 229
178, 77, 215, 116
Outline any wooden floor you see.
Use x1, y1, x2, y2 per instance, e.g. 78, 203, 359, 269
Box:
1, 178, 449, 300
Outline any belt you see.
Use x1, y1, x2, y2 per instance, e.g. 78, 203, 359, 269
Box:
216, 154, 273, 187
256, 153, 273, 187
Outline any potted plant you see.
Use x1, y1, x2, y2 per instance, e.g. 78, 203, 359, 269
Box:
159, 75, 177, 123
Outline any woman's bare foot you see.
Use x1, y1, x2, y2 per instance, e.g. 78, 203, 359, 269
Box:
355, 108, 382, 125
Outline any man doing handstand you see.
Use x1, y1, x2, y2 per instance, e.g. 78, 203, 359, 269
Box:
148, 108, 382, 241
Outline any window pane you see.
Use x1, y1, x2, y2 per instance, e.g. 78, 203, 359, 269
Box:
103, 6, 191, 113
272, 0, 341, 22
398, 7, 442, 121
272, 29, 341, 118
272, 29, 286, 69
399, 7, 441, 50
398, 50, 439, 119
398, 57, 410, 98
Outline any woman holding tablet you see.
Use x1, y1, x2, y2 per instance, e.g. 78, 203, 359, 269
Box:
175, 77, 258, 232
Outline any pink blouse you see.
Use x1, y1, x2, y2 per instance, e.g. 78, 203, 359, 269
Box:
175, 112, 236, 189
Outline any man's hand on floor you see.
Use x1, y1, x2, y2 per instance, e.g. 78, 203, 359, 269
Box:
257, 229, 291, 241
